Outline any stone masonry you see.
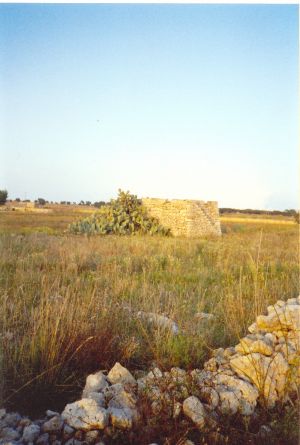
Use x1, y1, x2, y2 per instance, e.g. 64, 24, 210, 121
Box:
142, 198, 222, 237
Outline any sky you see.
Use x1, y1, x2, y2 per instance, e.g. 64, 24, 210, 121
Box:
0, 4, 298, 209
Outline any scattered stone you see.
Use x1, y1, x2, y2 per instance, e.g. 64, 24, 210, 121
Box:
36, 433, 50, 445
42, 416, 64, 433
146, 368, 163, 380
46, 410, 60, 418
230, 351, 289, 407
198, 387, 219, 410
19, 418, 32, 428
136, 311, 179, 335
22, 424, 41, 442
183, 396, 206, 430
62, 399, 109, 430
84, 392, 105, 406
108, 407, 133, 429
235, 337, 273, 356
82, 371, 108, 398
195, 312, 215, 321
62, 424, 74, 441
104, 383, 137, 411
64, 439, 82, 445
107, 363, 136, 386
0, 428, 21, 441
84, 430, 100, 444
73, 431, 83, 441
3, 413, 21, 428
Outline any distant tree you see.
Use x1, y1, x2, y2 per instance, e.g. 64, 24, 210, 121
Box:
79, 200, 85, 206
60, 201, 66, 205
285, 209, 297, 216
36, 198, 46, 206
85, 201, 92, 206
94, 201, 106, 208
0, 190, 8, 205
15, 198, 21, 202
23, 199, 30, 203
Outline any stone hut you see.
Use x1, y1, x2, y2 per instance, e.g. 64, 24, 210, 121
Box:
142, 198, 221, 237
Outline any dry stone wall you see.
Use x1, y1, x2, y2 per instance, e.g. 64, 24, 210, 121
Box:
142, 198, 221, 237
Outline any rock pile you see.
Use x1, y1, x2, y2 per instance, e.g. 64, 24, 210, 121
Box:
1, 297, 299, 445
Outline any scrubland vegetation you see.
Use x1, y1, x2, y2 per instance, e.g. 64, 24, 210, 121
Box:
0, 204, 298, 419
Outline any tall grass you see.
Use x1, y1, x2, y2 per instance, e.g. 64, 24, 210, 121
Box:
0, 225, 298, 416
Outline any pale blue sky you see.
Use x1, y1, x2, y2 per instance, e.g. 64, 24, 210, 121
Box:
0, 4, 298, 209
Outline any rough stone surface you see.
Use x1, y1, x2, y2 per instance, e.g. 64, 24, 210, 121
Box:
107, 363, 136, 386
36, 433, 50, 445
82, 371, 108, 399
142, 198, 221, 237
62, 399, 108, 430
42, 416, 63, 433
183, 396, 206, 429
108, 407, 133, 430
0, 428, 20, 442
136, 311, 179, 335
22, 424, 41, 442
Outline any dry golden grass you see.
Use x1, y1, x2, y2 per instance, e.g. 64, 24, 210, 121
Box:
0, 212, 298, 418
0, 207, 299, 445
221, 216, 295, 225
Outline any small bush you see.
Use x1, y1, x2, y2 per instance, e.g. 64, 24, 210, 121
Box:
0, 189, 8, 205
69, 190, 170, 236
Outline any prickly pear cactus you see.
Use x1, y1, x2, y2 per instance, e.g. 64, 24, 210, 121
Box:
69, 190, 170, 236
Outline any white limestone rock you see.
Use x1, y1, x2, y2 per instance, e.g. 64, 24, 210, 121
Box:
235, 337, 273, 356
182, 396, 206, 430
84, 392, 105, 406
170, 367, 187, 384
256, 303, 300, 333
230, 352, 289, 407
136, 311, 179, 335
46, 410, 60, 418
198, 386, 219, 410
214, 374, 258, 415
62, 399, 108, 430
104, 383, 137, 410
22, 424, 41, 443
146, 368, 163, 380
108, 407, 133, 429
107, 363, 136, 386
82, 371, 108, 399
194, 312, 215, 321
42, 415, 63, 433
0, 428, 21, 442
217, 389, 239, 415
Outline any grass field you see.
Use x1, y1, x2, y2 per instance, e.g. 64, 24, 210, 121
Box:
0, 208, 299, 443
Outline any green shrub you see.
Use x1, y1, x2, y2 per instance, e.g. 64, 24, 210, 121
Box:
69, 190, 170, 236
0, 189, 8, 205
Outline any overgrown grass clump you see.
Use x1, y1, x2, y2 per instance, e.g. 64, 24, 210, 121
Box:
69, 190, 170, 236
